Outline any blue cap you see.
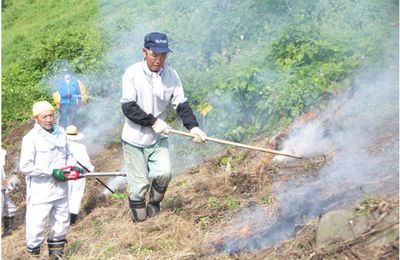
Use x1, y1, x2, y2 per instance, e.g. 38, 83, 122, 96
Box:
144, 32, 172, 54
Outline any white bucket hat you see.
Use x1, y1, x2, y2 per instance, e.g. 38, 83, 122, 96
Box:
66, 125, 84, 141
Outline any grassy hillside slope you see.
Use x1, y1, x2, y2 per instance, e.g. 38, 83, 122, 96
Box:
1, 1, 398, 257
2, 0, 397, 141
1, 105, 398, 258
2, 0, 104, 125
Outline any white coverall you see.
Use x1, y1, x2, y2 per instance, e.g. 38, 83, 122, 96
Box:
67, 140, 94, 215
1, 149, 17, 218
19, 124, 75, 249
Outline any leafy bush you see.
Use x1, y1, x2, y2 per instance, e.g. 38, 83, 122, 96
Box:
2, 0, 397, 143
2, 0, 104, 126
176, 0, 397, 140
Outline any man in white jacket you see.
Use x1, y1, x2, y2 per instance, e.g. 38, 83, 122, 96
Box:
121, 32, 207, 222
65, 125, 94, 225
19, 101, 83, 259
1, 148, 17, 237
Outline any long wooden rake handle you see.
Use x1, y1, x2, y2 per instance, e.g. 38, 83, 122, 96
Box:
169, 129, 303, 159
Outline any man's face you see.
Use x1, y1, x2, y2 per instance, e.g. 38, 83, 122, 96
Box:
34, 111, 55, 131
63, 73, 71, 80
143, 48, 167, 72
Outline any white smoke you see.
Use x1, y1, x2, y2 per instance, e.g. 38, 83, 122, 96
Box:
218, 66, 399, 253
78, 96, 123, 146
273, 119, 333, 161
102, 176, 127, 196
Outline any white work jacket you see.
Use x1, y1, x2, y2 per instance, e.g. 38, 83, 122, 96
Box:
19, 124, 75, 205
68, 141, 94, 172
68, 140, 94, 214
121, 60, 187, 147
1, 149, 6, 190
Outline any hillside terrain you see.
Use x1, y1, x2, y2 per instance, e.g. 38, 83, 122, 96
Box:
1, 107, 398, 259
1, 0, 398, 259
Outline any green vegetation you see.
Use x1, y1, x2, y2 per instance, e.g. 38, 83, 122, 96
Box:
207, 196, 220, 209
130, 243, 154, 254
160, 239, 175, 252
2, 0, 397, 142
90, 219, 104, 236
2, 0, 104, 125
66, 240, 82, 255
207, 195, 240, 210
224, 196, 240, 210
100, 244, 115, 256
111, 191, 126, 199
198, 216, 211, 228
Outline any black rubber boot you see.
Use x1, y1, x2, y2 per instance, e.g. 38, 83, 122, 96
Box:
2, 216, 14, 237
26, 245, 41, 257
129, 199, 147, 223
146, 202, 160, 217
48, 239, 66, 260
147, 180, 167, 218
70, 213, 78, 225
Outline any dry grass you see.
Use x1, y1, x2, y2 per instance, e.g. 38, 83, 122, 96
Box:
1, 137, 290, 259
1, 118, 398, 259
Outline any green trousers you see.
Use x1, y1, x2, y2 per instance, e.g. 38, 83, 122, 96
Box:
123, 138, 171, 201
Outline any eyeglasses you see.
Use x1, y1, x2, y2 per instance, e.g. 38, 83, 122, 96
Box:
146, 50, 167, 61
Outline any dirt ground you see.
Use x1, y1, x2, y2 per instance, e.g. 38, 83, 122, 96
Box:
1, 117, 398, 259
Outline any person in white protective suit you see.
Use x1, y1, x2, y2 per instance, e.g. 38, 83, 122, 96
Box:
19, 101, 84, 259
65, 125, 94, 225
1, 148, 17, 237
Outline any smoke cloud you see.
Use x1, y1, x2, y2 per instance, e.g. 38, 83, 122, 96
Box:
90, 0, 398, 254
41, 1, 398, 249
217, 65, 399, 253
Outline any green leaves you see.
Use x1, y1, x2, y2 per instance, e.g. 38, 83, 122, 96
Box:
2, 0, 397, 141
111, 192, 126, 199
2, 0, 104, 125
266, 24, 360, 122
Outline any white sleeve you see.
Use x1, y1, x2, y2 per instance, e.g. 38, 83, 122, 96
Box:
19, 136, 52, 176
120, 68, 137, 104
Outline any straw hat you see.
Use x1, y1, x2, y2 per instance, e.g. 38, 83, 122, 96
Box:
66, 125, 84, 141
32, 101, 54, 117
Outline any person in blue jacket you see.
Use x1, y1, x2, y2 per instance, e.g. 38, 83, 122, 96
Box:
57, 68, 81, 129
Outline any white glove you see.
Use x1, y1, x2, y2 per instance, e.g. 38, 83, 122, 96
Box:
189, 127, 207, 143
152, 119, 170, 134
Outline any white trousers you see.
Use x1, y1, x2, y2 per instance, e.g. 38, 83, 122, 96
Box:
68, 178, 86, 214
1, 190, 17, 218
26, 197, 69, 248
